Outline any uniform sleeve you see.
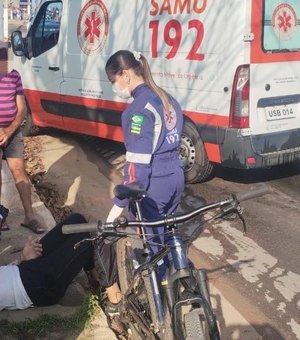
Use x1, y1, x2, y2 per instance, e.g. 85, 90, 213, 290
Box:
113, 109, 154, 208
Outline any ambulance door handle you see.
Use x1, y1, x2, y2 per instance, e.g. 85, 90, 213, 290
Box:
49, 66, 60, 72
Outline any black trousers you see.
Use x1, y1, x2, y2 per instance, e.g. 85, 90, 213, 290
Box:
19, 213, 117, 306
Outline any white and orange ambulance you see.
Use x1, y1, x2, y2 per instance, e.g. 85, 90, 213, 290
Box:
11, 0, 300, 182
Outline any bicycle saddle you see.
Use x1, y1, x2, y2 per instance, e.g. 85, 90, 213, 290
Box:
114, 182, 148, 200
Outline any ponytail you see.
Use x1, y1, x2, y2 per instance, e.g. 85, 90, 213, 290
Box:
139, 54, 172, 113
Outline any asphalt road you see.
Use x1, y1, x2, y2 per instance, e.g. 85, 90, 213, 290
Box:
186, 165, 300, 340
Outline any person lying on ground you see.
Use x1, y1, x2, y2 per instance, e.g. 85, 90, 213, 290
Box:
0, 213, 122, 316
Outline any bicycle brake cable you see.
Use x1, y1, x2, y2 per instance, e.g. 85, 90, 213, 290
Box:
219, 206, 247, 234
236, 208, 247, 233
73, 237, 98, 250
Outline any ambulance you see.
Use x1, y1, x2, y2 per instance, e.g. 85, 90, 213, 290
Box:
11, 0, 300, 183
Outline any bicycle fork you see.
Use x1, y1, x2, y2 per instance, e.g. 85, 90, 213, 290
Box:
163, 230, 217, 339
165, 267, 220, 340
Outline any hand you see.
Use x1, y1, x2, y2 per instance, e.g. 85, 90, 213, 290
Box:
106, 205, 124, 222
21, 236, 43, 261
0, 128, 10, 146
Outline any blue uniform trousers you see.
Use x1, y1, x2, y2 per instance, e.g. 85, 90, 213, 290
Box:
129, 166, 185, 280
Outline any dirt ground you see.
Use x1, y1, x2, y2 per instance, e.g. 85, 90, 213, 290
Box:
21, 134, 120, 340
24, 136, 72, 222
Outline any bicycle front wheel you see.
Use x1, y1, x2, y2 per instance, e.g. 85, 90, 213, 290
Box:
172, 267, 220, 339
184, 308, 206, 340
116, 236, 159, 340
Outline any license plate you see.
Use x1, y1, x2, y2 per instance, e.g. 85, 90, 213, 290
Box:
265, 105, 296, 121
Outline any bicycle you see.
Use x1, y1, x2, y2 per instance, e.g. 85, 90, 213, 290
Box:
62, 182, 270, 340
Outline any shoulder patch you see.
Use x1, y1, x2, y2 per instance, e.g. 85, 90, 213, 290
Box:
164, 106, 177, 131
130, 114, 144, 134
131, 114, 144, 124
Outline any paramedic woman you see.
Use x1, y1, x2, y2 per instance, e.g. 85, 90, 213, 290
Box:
105, 50, 185, 278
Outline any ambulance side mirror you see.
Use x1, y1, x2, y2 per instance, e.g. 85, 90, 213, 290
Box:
11, 31, 25, 57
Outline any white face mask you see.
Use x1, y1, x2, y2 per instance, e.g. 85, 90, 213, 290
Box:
112, 83, 131, 99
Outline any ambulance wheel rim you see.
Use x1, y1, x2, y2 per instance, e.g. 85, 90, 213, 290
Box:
179, 135, 196, 171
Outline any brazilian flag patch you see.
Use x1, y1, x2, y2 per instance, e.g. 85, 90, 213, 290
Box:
130, 114, 144, 134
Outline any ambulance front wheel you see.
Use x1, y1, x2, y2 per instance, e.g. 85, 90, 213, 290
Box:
180, 120, 213, 183
21, 107, 39, 136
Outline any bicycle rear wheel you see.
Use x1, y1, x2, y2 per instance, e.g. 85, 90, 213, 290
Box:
116, 236, 159, 340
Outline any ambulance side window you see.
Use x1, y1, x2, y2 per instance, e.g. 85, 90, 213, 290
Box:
31, 1, 62, 57
263, 0, 300, 52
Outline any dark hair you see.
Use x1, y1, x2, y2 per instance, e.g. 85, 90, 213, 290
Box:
105, 50, 172, 112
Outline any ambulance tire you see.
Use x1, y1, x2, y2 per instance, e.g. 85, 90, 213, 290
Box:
180, 120, 213, 183
21, 108, 39, 136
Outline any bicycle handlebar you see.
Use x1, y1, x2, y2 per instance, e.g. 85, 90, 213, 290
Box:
62, 221, 99, 234
62, 184, 271, 235
235, 183, 270, 202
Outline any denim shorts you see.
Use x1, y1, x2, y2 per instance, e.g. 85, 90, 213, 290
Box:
0, 129, 24, 159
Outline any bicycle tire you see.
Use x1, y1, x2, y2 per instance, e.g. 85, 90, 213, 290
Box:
116, 236, 159, 340
184, 308, 206, 340
173, 268, 220, 340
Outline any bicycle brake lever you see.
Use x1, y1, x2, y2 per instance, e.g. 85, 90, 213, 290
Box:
102, 226, 128, 245
236, 209, 247, 234
216, 201, 238, 220
73, 223, 123, 249
218, 204, 247, 234
74, 237, 97, 250
222, 206, 247, 234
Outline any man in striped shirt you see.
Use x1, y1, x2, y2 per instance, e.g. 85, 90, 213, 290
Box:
0, 41, 45, 234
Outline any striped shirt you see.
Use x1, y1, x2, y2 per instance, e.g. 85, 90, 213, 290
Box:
0, 70, 24, 127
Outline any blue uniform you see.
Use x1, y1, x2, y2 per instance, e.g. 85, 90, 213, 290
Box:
114, 84, 185, 262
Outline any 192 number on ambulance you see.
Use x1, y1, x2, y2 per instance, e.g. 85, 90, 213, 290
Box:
149, 20, 204, 60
